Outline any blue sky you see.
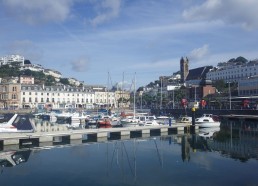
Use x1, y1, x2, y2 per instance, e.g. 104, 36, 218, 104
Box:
0, 0, 258, 88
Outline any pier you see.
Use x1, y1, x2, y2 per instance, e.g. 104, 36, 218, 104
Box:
0, 124, 198, 149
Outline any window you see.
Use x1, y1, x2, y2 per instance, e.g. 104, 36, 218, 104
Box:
12, 94, 16, 99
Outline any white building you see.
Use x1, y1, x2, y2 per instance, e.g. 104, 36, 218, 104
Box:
0, 54, 25, 66
94, 91, 116, 108
68, 78, 81, 86
238, 76, 258, 96
20, 64, 44, 72
44, 69, 62, 79
21, 85, 95, 109
206, 60, 258, 83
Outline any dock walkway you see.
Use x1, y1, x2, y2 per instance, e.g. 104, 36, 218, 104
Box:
0, 123, 198, 147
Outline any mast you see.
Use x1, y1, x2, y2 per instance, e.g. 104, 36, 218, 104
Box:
133, 73, 136, 118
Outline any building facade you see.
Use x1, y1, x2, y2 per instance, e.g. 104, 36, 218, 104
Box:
0, 82, 131, 110
0, 83, 21, 109
0, 54, 25, 66
206, 60, 258, 83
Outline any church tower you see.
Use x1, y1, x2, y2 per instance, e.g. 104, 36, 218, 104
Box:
180, 57, 189, 83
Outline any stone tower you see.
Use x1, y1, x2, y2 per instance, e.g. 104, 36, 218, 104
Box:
180, 57, 189, 83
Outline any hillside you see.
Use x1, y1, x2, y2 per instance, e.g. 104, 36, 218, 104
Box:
0, 65, 74, 86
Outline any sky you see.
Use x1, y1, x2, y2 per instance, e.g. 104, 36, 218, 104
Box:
0, 0, 258, 89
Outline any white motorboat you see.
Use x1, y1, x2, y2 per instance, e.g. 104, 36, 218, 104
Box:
120, 116, 140, 127
135, 115, 159, 126
0, 114, 34, 133
177, 115, 192, 124
195, 114, 220, 128
155, 116, 175, 125
0, 114, 18, 132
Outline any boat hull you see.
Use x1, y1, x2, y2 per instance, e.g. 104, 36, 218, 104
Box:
195, 122, 220, 128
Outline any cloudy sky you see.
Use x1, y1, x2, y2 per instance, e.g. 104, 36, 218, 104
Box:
0, 0, 257, 88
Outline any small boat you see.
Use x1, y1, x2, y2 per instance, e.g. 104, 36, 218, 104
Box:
177, 115, 192, 124
97, 118, 112, 128
195, 114, 220, 128
120, 116, 140, 127
0, 114, 18, 132
135, 115, 159, 126
155, 116, 175, 125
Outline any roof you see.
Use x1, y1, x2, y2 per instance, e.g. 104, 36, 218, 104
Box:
186, 66, 213, 81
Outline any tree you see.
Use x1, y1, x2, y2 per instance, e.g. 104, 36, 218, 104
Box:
213, 80, 225, 93
60, 78, 70, 85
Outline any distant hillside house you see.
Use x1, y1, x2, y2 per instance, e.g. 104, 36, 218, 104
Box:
20, 64, 44, 72
43, 69, 62, 79
68, 78, 81, 86
159, 73, 181, 87
0, 54, 25, 66
19, 75, 34, 84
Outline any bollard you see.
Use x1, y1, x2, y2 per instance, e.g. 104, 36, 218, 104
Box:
191, 107, 196, 126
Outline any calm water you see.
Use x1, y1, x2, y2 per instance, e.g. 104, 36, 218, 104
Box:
1, 120, 258, 186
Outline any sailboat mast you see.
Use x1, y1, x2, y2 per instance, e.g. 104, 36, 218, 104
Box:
133, 73, 136, 118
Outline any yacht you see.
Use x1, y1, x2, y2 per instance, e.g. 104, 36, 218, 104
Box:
195, 114, 220, 128
177, 115, 192, 124
0, 114, 34, 133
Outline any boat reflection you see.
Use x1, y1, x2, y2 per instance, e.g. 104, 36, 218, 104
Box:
0, 149, 31, 174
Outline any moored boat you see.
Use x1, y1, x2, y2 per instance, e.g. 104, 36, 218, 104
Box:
195, 114, 220, 128
0, 114, 34, 133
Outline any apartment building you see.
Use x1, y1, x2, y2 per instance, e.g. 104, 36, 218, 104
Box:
0, 54, 25, 66
206, 60, 258, 83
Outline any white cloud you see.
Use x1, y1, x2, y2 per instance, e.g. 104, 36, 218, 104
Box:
189, 44, 209, 61
2, 0, 73, 24
183, 0, 258, 29
90, 0, 121, 26
71, 57, 91, 72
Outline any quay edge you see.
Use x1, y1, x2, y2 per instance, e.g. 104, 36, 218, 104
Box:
0, 124, 198, 147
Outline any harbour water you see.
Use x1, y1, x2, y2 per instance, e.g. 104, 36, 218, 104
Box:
1, 119, 258, 186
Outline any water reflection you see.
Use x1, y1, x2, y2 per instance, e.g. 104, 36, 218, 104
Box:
1, 119, 258, 185
0, 149, 31, 174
